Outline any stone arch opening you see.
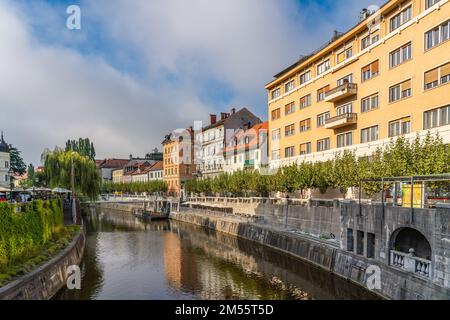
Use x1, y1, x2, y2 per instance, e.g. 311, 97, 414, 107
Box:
390, 228, 432, 260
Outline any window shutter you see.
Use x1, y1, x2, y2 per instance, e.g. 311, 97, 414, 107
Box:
371, 60, 379, 74
401, 79, 412, 91
425, 68, 439, 84
441, 62, 450, 77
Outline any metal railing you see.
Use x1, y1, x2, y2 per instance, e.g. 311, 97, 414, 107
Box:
325, 112, 357, 125
324, 82, 357, 98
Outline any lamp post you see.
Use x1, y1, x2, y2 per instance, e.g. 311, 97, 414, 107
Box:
71, 148, 77, 225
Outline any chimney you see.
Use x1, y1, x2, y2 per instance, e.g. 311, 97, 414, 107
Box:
221, 112, 229, 120
210, 114, 217, 125
231, 108, 236, 114
129, 154, 133, 160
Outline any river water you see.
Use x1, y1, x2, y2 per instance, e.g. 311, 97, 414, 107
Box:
54, 209, 379, 300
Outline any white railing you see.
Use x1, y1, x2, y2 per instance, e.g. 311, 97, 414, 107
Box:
390, 250, 431, 278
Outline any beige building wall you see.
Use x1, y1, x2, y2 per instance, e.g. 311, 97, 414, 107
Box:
267, 0, 450, 167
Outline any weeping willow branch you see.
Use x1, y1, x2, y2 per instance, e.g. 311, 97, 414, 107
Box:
43, 149, 101, 200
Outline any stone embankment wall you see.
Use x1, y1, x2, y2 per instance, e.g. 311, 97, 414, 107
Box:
0, 228, 86, 300
186, 197, 341, 240
171, 209, 450, 300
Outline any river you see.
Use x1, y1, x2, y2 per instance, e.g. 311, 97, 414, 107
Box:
54, 208, 379, 300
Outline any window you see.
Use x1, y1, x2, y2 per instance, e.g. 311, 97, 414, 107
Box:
361, 93, 379, 112
317, 85, 330, 102
361, 32, 380, 50
337, 47, 353, 64
299, 143, 311, 155
271, 108, 281, 120
337, 74, 353, 86
362, 60, 379, 81
390, 42, 412, 68
285, 146, 295, 158
390, 5, 412, 32
425, 19, 450, 50
285, 80, 295, 93
426, 0, 441, 9
299, 118, 311, 133
336, 103, 353, 115
271, 88, 280, 99
271, 129, 281, 141
285, 124, 295, 137
317, 60, 331, 75
424, 62, 450, 89
361, 125, 379, 143
317, 112, 330, 127
285, 102, 295, 115
424, 105, 450, 129
317, 138, 331, 152
389, 117, 411, 137
299, 71, 311, 84
389, 79, 412, 102
337, 132, 353, 148
347, 229, 354, 252
300, 94, 311, 109
271, 150, 280, 160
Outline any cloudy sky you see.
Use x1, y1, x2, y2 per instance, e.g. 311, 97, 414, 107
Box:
0, 0, 384, 165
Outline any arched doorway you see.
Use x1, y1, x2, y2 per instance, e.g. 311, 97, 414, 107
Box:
390, 227, 432, 260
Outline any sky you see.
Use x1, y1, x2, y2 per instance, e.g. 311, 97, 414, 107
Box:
0, 0, 385, 165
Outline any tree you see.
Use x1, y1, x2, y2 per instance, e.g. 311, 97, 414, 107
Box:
44, 148, 101, 200
8, 145, 27, 175
65, 138, 96, 160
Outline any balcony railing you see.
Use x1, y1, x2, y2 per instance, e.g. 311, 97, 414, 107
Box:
324, 113, 357, 129
390, 250, 431, 278
324, 83, 357, 103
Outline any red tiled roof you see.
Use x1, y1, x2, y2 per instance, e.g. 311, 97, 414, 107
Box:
97, 159, 129, 169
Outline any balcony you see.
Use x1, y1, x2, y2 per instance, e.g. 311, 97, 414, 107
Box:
324, 83, 357, 103
390, 250, 431, 278
324, 113, 357, 129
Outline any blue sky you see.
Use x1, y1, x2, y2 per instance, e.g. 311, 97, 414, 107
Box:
0, 0, 385, 164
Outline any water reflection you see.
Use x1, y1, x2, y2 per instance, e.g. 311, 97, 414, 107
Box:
55, 209, 379, 300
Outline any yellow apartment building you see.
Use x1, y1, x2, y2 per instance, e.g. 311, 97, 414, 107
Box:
266, 0, 450, 168
162, 127, 196, 198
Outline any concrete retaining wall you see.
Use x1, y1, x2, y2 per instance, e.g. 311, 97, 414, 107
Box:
171, 210, 450, 300
0, 228, 86, 300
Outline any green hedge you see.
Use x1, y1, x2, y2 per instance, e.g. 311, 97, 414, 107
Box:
0, 199, 64, 268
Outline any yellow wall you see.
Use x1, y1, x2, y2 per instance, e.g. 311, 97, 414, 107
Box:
267, 0, 450, 163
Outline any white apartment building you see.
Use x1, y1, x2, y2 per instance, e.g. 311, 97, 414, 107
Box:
0, 132, 11, 189
196, 108, 261, 179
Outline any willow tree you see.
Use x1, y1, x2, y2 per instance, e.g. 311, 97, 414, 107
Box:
44, 149, 101, 200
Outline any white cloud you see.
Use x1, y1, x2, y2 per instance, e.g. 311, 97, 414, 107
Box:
0, 0, 385, 164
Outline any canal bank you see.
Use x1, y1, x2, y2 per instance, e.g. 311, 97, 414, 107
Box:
170, 200, 450, 300
0, 227, 86, 300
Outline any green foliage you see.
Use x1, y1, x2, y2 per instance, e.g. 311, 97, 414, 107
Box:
102, 180, 168, 194
8, 145, 27, 175
43, 149, 101, 200
0, 200, 64, 270
65, 138, 96, 160
185, 133, 450, 197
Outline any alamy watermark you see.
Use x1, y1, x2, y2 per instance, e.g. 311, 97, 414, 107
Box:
66, 5, 81, 30
66, 265, 81, 290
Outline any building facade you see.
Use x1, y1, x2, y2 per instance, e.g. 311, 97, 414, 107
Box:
112, 168, 124, 184
224, 122, 269, 173
266, 0, 450, 168
162, 128, 196, 198
96, 159, 129, 183
0, 132, 11, 190
196, 108, 262, 178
